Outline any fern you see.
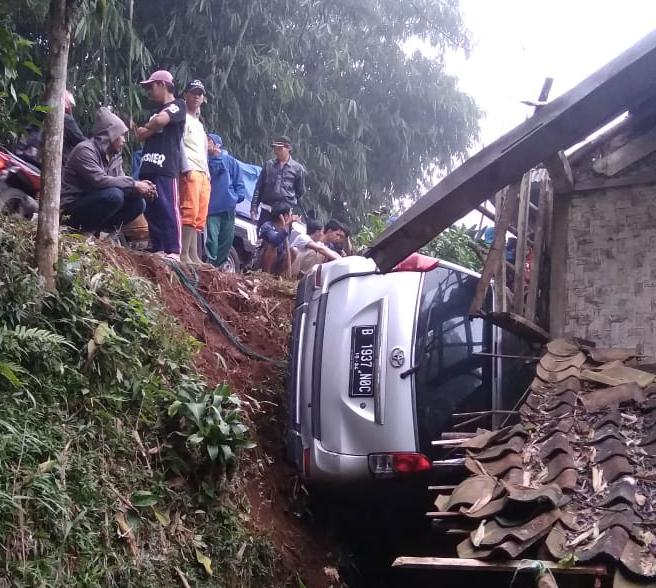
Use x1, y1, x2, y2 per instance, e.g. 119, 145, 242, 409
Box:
0, 360, 25, 387
1, 325, 73, 348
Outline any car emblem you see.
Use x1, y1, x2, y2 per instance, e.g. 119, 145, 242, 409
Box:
389, 347, 405, 368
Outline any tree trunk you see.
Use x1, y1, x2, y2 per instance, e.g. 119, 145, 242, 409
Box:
35, 0, 74, 289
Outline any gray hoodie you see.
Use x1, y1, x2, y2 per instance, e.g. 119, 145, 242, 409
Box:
61, 107, 136, 208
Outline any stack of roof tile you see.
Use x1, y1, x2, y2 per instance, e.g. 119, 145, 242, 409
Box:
442, 339, 656, 579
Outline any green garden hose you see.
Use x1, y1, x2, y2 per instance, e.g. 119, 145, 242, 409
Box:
167, 261, 286, 367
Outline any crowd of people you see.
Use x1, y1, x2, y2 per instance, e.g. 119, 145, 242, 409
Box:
57, 69, 351, 278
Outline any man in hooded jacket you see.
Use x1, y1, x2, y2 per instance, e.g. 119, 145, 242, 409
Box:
205, 133, 246, 268
61, 107, 155, 234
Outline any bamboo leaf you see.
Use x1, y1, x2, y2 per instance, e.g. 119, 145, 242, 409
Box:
195, 548, 213, 576
131, 491, 158, 507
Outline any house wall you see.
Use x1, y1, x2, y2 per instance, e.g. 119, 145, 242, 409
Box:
562, 185, 656, 355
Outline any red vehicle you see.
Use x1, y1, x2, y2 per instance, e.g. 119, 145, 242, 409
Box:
0, 147, 40, 219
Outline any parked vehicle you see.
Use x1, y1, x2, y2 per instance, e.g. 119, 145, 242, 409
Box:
0, 147, 40, 219
286, 253, 533, 487
231, 160, 305, 272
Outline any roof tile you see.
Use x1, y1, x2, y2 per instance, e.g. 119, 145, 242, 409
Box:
581, 382, 646, 410
446, 341, 656, 579
599, 454, 633, 483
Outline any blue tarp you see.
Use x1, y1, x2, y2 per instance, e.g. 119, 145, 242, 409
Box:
234, 159, 261, 217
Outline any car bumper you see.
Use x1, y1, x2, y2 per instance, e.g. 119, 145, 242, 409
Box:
309, 440, 371, 484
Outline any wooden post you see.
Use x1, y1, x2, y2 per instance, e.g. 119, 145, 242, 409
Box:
469, 183, 519, 316
524, 177, 551, 322
35, 0, 78, 288
492, 190, 506, 312
512, 172, 531, 315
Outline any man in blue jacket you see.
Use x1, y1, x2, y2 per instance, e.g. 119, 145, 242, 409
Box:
205, 133, 246, 267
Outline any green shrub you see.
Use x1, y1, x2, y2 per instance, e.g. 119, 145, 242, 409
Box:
0, 218, 274, 586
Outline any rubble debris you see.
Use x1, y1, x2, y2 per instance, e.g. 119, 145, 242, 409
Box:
446, 338, 656, 579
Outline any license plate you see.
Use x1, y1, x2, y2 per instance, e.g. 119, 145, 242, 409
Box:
349, 325, 378, 397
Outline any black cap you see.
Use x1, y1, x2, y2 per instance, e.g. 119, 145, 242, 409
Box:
271, 135, 292, 148
184, 79, 206, 94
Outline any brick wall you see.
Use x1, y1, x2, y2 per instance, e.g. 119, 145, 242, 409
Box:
564, 186, 656, 355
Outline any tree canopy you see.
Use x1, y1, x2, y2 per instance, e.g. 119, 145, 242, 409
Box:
3, 0, 479, 228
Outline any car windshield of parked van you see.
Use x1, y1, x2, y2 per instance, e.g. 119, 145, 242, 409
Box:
413, 266, 489, 451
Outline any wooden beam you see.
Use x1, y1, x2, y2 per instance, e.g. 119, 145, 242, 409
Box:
484, 311, 549, 343
524, 178, 551, 322
573, 171, 656, 193
469, 185, 519, 316
392, 557, 608, 576
545, 150, 574, 193
476, 204, 494, 222
365, 30, 656, 271
592, 124, 656, 176
476, 205, 519, 237
512, 173, 531, 315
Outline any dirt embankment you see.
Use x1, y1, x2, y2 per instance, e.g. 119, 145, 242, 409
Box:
107, 247, 338, 588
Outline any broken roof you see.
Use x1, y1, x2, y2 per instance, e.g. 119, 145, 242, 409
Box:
439, 339, 656, 579
366, 31, 656, 272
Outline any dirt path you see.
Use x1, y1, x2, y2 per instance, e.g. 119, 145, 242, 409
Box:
108, 248, 339, 587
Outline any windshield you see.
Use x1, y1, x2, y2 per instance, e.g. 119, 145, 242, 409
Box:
413, 266, 490, 452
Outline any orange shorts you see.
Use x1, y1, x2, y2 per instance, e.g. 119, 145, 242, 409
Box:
179, 170, 210, 230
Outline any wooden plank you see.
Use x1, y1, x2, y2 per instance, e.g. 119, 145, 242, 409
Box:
432, 458, 466, 467
524, 178, 551, 321
365, 31, 656, 272
592, 124, 656, 176
537, 77, 554, 104
484, 311, 550, 343
430, 439, 466, 446
452, 410, 518, 417
425, 511, 466, 518
512, 172, 531, 315
392, 557, 608, 576
573, 171, 656, 192
469, 185, 519, 316
441, 431, 479, 439
545, 150, 574, 193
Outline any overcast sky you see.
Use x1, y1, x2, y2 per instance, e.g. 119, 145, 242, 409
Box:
435, 1, 656, 226
451, 1, 656, 147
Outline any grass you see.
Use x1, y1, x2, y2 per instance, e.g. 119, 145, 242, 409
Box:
0, 218, 284, 587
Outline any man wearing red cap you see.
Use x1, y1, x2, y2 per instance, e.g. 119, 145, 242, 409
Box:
134, 70, 187, 260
